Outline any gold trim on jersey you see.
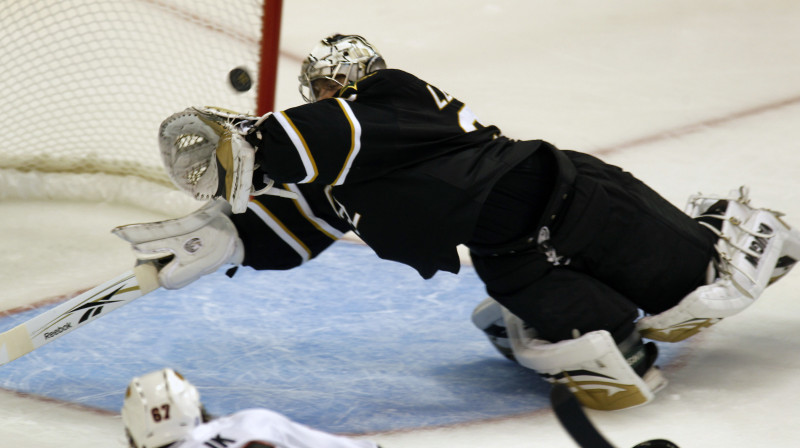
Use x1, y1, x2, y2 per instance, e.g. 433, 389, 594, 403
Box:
339, 71, 377, 98
248, 200, 312, 262
331, 98, 362, 186
284, 184, 344, 241
274, 111, 319, 183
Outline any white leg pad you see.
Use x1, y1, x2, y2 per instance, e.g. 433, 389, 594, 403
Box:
640, 187, 797, 342
503, 309, 665, 411
771, 225, 800, 284
719, 206, 787, 299
637, 278, 748, 342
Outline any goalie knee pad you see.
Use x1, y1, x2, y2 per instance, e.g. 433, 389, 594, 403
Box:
639, 187, 800, 342
503, 308, 665, 411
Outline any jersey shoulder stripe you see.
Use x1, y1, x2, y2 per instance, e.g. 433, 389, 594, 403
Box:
331, 98, 362, 186
274, 112, 318, 183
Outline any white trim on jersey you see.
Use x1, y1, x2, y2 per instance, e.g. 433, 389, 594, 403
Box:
274, 112, 319, 183
331, 98, 362, 186
248, 201, 311, 263
285, 184, 346, 240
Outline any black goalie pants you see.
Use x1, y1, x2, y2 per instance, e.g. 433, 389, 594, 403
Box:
469, 148, 718, 343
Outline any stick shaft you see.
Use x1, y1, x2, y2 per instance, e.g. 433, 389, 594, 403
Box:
0, 263, 159, 366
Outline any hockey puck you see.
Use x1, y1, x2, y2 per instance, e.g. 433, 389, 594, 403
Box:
229, 67, 252, 92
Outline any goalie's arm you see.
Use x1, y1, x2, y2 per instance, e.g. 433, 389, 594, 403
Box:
157, 104, 359, 213
233, 185, 350, 270
115, 185, 350, 289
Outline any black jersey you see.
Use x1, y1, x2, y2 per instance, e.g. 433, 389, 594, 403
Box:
242, 69, 542, 278
229, 182, 351, 271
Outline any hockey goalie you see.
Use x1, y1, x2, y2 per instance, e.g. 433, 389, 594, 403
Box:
111, 34, 800, 412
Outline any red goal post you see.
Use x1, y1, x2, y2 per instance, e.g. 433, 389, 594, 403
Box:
0, 0, 282, 215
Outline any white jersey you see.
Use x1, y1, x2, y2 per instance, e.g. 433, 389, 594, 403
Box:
172, 408, 379, 448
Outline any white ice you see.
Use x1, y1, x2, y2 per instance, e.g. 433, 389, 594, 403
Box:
3, 0, 800, 446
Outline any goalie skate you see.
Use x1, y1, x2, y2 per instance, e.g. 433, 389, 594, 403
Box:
471, 297, 515, 361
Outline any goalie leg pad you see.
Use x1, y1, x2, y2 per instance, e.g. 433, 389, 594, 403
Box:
641, 187, 798, 342
504, 308, 665, 411
112, 199, 244, 289
687, 186, 798, 292
637, 275, 747, 342
770, 224, 800, 285
715, 204, 787, 300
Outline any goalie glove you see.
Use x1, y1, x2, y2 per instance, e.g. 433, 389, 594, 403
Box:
112, 199, 244, 289
158, 107, 297, 213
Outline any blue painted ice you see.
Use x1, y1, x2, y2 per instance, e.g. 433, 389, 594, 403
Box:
0, 242, 686, 433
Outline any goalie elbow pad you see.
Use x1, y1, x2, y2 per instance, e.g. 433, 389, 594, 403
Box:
112, 199, 244, 289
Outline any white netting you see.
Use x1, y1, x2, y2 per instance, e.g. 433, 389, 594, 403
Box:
0, 0, 273, 214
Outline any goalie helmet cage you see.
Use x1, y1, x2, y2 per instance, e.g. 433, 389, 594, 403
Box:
0, 0, 282, 216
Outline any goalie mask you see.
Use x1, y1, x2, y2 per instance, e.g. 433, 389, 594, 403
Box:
121, 368, 204, 448
299, 34, 386, 102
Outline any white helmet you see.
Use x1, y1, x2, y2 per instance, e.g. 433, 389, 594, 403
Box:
298, 34, 386, 102
121, 368, 204, 448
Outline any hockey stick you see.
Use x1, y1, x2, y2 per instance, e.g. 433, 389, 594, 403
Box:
550, 383, 679, 448
0, 262, 160, 366
550, 383, 615, 448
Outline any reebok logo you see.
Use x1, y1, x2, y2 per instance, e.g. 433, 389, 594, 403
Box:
44, 322, 72, 339
69, 285, 125, 324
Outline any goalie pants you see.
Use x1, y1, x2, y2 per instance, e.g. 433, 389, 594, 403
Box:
468, 143, 719, 344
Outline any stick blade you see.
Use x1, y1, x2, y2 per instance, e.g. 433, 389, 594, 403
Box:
0, 324, 35, 365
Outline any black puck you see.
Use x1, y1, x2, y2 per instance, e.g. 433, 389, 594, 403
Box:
229, 67, 252, 92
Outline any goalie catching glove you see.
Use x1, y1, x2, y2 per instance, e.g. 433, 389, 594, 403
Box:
112, 199, 244, 290
158, 107, 297, 213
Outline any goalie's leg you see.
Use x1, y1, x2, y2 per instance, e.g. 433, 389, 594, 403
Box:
471, 297, 665, 410
638, 186, 800, 342
469, 266, 664, 411
505, 308, 665, 411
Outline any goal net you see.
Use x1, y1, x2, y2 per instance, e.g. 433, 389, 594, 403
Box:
0, 0, 282, 215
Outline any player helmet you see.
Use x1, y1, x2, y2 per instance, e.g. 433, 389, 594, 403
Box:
121, 368, 204, 448
299, 34, 386, 102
